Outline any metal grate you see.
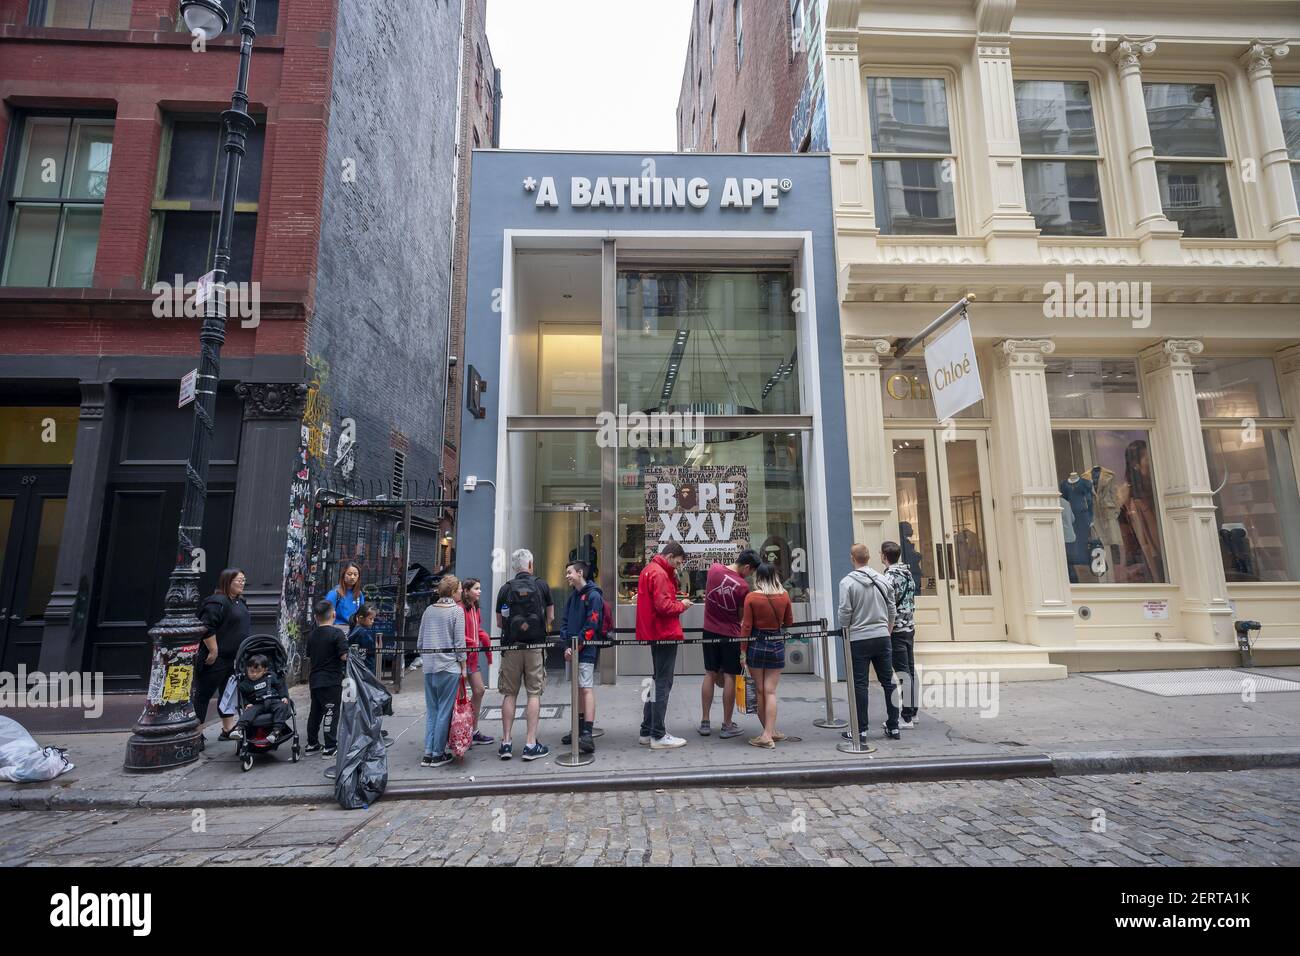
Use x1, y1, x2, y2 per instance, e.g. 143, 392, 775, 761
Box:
1086, 669, 1300, 698
481, 705, 567, 721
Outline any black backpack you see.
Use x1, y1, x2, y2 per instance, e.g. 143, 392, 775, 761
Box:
506, 575, 547, 644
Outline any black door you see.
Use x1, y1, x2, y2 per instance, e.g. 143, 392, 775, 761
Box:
86, 484, 234, 691
0, 468, 70, 674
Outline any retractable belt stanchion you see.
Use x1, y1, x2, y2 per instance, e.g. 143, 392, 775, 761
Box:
812, 626, 848, 729
835, 627, 876, 755
556, 633, 593, 768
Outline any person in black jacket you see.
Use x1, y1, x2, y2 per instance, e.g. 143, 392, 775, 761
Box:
193, 568, 252, 738
228, 654, 291, 743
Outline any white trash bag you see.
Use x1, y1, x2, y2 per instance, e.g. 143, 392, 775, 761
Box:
0, 716, 74, 783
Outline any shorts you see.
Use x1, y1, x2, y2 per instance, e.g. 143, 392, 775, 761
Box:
577, 661, 596, 689
499, 646, 546, 699
701, 630, 742, 676
465, 649, 479, 675
746, 635, 786, 671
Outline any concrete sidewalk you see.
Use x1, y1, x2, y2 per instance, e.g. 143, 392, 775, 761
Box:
4, 666, 1300, 809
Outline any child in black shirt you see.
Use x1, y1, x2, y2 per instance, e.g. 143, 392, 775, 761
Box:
228, 653, 291, 744
305, 599, 349, 756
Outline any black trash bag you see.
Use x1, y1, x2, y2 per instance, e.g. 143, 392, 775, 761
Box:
334, 655, 393, 809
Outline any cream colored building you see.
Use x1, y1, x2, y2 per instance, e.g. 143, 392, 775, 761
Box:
823, 0, 1300, 676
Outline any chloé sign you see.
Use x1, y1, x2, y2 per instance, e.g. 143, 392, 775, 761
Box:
523, 174, 793, 210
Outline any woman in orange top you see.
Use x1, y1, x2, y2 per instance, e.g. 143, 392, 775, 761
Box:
740, 563, 794, 748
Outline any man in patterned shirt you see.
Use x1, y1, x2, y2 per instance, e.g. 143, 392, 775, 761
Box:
882, 541, 919, 728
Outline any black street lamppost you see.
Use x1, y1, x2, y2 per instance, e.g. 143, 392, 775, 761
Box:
124, 0, 260, 771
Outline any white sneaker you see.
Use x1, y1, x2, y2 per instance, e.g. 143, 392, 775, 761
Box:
638, 735, 652, 746
899, 717, 916, 729
650, 733, 686, 750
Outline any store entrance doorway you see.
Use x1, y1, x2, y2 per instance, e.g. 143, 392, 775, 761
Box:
0, 468, 68, 674
889, 429, 1003, 641
533, 501, 599, 670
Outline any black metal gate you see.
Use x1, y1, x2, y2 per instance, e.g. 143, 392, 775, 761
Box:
306, 488, 457, 691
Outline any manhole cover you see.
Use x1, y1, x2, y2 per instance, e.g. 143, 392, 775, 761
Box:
481, 705, 567, 720
1085, 669, 1300, 698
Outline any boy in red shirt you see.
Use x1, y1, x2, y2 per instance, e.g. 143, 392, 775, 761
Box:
699, 548, 761, 738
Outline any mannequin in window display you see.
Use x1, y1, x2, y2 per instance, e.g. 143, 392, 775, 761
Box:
1060, 471, 1095, 578
1089, 464, 1123, 580
1060, 496, 1078, 584
1218, 524, 1255, 580
1123, 439, 1164, 583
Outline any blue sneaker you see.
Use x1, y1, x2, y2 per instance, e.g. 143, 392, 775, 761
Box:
473, 731, 495, 746
498, 742, 513, 760
521, 742, 549, 761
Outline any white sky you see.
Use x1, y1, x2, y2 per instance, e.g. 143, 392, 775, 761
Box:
485, 0, 696, 151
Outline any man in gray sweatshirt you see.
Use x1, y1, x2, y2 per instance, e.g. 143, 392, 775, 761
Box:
838, 543, 901, 741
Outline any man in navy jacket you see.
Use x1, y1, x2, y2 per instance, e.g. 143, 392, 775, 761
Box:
558, 560, 605, 754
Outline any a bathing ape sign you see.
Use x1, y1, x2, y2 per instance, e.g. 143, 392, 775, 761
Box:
645, 466, 749, 570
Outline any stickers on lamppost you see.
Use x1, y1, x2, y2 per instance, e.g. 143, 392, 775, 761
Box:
924, 318, 982, 422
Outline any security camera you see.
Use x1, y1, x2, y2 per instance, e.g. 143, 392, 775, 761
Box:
448, 355, 458, 367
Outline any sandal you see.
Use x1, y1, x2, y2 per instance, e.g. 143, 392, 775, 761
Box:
748, 736, 775, 749
772, 731, 787, 741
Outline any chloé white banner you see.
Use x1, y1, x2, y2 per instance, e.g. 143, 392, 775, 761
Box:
924, 318, 983, 421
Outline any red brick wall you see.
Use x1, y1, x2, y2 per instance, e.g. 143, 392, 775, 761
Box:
0, 0, 336, 359
677, 0, 808, 153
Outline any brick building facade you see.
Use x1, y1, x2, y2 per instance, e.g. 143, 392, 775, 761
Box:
0, 0, 474, 689
439, 0, 497, 560
676, 0, 816, 153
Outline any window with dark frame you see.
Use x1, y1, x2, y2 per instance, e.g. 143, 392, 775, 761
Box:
30, 0, 132, 29
149, 117, 265, 287
2, 115, 114, 288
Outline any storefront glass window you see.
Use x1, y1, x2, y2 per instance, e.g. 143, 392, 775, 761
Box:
615, 432, 809, 604
1052, 429, 1166, 584
880, 358, 985, 419
507, 431, 601, 613
1044, 359, 1144, 418
616, 269, 800, 415
1203, 428, 1300, 582
1192, 356, 1286, 419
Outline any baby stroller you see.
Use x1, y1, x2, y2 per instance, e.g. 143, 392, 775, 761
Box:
230, 633, 301, 772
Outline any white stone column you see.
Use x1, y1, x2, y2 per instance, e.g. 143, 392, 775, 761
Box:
991, 339, 1076, 645
825, 0, 878, 271
969, 1, 1040, 260
842, 337, 895, 553
1140, 339, 1234, 645
1240, 41, 1300, 264
1110, 37, 1184, 263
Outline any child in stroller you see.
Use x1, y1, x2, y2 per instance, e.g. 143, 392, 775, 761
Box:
230, 634, 302, 771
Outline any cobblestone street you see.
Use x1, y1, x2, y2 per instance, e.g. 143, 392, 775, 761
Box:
4, 769, 1298, 867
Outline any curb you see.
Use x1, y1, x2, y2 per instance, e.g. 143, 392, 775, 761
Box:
4, 747, 1299, 810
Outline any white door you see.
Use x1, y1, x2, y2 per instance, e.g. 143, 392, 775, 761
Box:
889, 429, 1003, 641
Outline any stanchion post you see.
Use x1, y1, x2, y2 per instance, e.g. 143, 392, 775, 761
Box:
835, 627, 876, 755
557, 633, 593, 767
812, 626, 848, 729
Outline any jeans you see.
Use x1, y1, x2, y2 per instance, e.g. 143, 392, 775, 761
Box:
308, 684, 342, 748
890, 629, 918, 718
850, 636, 899, 732
424, 670, 459, 757
639, 643, 678, 740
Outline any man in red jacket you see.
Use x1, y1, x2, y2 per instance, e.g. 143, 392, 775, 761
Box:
636, 542, 692, 749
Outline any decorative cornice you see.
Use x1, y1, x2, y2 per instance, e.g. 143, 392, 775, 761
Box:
1140, 338, 1204, 375
79, 382, 106, 420
236, 382, 309, 421
1111, 37, 1157, 73
843, 336, 893, 368
826, 41, 859, 55
1276, 343, 1300, 377
977, 44, 1011, 59
974, 0, 1015, 44
1240, 41, 1289, 79
994, 338, 1055, 369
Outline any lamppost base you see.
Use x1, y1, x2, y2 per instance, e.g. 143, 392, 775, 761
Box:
835, 741, 877, 755
124, 728, 206, 772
